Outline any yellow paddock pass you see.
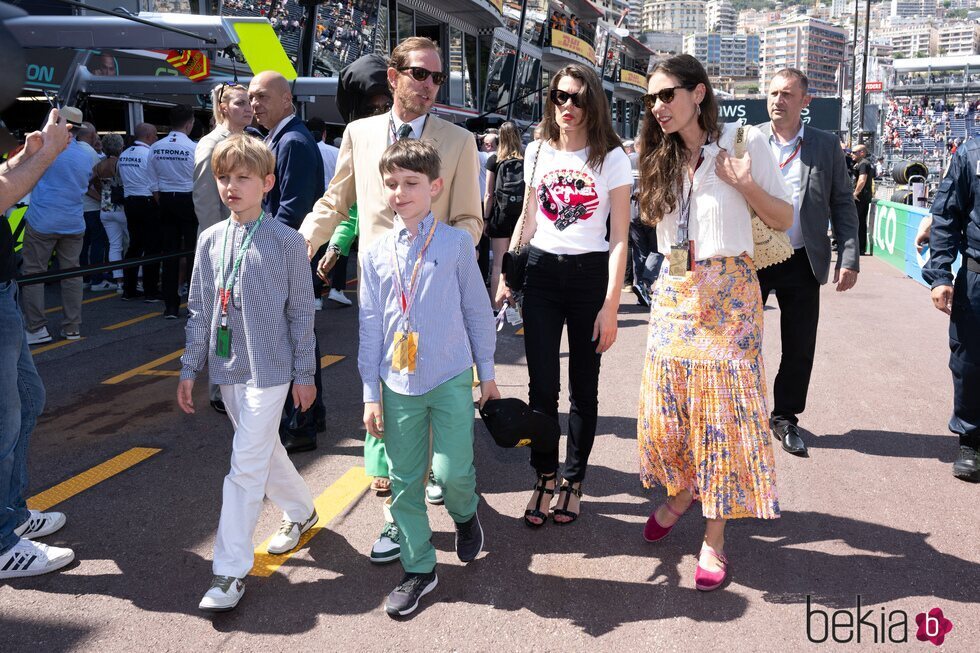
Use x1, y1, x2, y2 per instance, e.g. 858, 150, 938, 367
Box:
392, 331, 419, 374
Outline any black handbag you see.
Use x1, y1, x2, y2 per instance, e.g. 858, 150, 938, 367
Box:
501, 145, 542, 292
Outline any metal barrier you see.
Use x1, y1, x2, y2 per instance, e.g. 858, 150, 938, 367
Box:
16, 250, 193, 286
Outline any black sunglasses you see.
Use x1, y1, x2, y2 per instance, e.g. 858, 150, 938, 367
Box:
641, 86, 696, 110
398, 66, 447, 86
549, 88, 583, 108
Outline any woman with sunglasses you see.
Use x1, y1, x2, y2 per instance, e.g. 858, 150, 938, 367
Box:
635, 54, 792, 591
497, 63, 632, 526
191, 82, 254, 413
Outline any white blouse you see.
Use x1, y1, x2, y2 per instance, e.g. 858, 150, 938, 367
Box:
655, 121, 793, 261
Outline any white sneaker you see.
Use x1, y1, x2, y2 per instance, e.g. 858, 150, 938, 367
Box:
369, 521, 401, 564
89, 280, 117, 292
0, 539, 75, 578
198, 575, 245, 612
425, 473, 444, 505
314, 297, 323, 311
13, 510, 66, 540
25, 327, 52, 345
327, 288, 352, 306
266, 510, 318, 555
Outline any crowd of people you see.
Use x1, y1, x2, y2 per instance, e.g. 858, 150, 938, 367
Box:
221, 0, 378, 72
882, 97, 980, 157
2, 41, 977, 625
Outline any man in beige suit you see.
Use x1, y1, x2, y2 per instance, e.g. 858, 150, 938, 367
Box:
297, 36, 483, 569
298, 36, 482, 255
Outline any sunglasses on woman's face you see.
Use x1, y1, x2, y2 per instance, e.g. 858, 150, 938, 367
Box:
398, 66, 447, 85
641, 85, 696, 110
550, 88, 583, 108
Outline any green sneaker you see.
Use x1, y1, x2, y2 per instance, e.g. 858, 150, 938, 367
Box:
370, 521, 401, 564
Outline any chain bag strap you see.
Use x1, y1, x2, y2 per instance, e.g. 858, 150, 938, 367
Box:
501, 141, 544, 293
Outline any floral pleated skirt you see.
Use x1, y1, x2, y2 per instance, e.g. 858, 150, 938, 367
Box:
637, 254, 779, 520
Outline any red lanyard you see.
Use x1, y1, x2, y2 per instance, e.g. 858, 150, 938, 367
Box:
390, 220, 437, 325
779, 137, 803, 169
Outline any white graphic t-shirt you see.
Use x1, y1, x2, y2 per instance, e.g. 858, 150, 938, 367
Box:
525, 140, 633, 255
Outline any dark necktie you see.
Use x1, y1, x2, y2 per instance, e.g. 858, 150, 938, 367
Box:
397, 123, 414, 140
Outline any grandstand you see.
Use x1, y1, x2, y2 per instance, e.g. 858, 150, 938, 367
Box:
221, 0, 381, 76
881, 55, 980, 185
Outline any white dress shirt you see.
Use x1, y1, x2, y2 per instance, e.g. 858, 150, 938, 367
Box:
768, 122, 805, 249
317, 142, 340, 187
265, 113, 295, 144
656, 122, 793, 261
117, 140, 155, 198
389, 111, 427, 142
148, 131, 196, 193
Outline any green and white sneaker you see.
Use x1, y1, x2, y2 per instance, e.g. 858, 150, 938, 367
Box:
198, 575, 245, 612
267, 509, 318, 555
370, 521, 401, 564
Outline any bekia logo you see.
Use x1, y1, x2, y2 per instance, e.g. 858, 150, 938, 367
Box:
915, 608, 953, 646
806, 596, 954, 646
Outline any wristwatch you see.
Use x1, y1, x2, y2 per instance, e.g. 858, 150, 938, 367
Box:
326, 244, 342, 255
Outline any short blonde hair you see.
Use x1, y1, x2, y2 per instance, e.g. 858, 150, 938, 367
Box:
379, 138, 441, 182
210, 82, 249, 125
211, 134, 275, 178
389, 36, 441, 71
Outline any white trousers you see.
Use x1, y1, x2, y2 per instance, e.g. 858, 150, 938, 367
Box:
213, 383, 315, 578
100, 210, 128, 280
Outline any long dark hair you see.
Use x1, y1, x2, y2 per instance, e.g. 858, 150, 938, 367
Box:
637, 54, 721, 226
538, 63, 623, 171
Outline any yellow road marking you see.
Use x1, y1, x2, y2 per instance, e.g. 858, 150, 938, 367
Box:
103, 348, 185, 385
103, 303, 188, 331
516, 327, 524, 335
31, 338, 83, 355
44, 293, 115, 315
139, 370, 181, 377
321, 354, 344, 368
27, 447, 162, 511
250, 467, 371, 577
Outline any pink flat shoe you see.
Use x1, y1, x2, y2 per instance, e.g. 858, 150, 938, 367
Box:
643, 501, 688, 542
694, 544, 728, 592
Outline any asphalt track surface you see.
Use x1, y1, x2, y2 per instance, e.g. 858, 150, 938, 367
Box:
1, 255, 977, 652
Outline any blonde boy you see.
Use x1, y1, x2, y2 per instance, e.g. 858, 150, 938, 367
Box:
177, 135, 317, 612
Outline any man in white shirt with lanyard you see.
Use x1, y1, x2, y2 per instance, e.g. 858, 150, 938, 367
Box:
148, 105, 198, 319
756, 68, 860, 457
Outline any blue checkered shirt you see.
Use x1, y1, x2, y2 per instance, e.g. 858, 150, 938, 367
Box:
180, 217, 316, 387
358, 213, 496, 402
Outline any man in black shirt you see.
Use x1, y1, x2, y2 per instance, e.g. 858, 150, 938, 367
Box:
851, 144, 874, 255
0, 109, 78, 578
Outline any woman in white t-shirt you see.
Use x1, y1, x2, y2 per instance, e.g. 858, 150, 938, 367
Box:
635, 55, 793, 592
497, 63, 632, 527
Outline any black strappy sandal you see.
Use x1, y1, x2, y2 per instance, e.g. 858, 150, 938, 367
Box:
552, 480, 582, 525
524, 472, 557, 528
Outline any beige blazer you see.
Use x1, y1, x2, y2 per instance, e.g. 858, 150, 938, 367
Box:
298, 112, 483, 251
193, 125, 231, 236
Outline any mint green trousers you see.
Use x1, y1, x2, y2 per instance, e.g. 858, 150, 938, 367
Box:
381, 369, 478, 573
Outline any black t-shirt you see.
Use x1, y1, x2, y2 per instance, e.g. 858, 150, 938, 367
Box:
485, 153, 498, 174
853, 159, 874, 201
1, 218, 16, 283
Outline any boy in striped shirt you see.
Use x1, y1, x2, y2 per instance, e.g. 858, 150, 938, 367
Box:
358, 139, 498, 617
177, 135, 318, 613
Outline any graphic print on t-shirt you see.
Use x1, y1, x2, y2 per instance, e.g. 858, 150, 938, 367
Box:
536, 168, 599, 231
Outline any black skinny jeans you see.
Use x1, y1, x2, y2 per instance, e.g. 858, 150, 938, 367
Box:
523, 245, 608, 482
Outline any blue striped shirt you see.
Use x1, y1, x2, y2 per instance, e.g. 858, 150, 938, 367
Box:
358, 213, 496, 402
180, 217, 317, 387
